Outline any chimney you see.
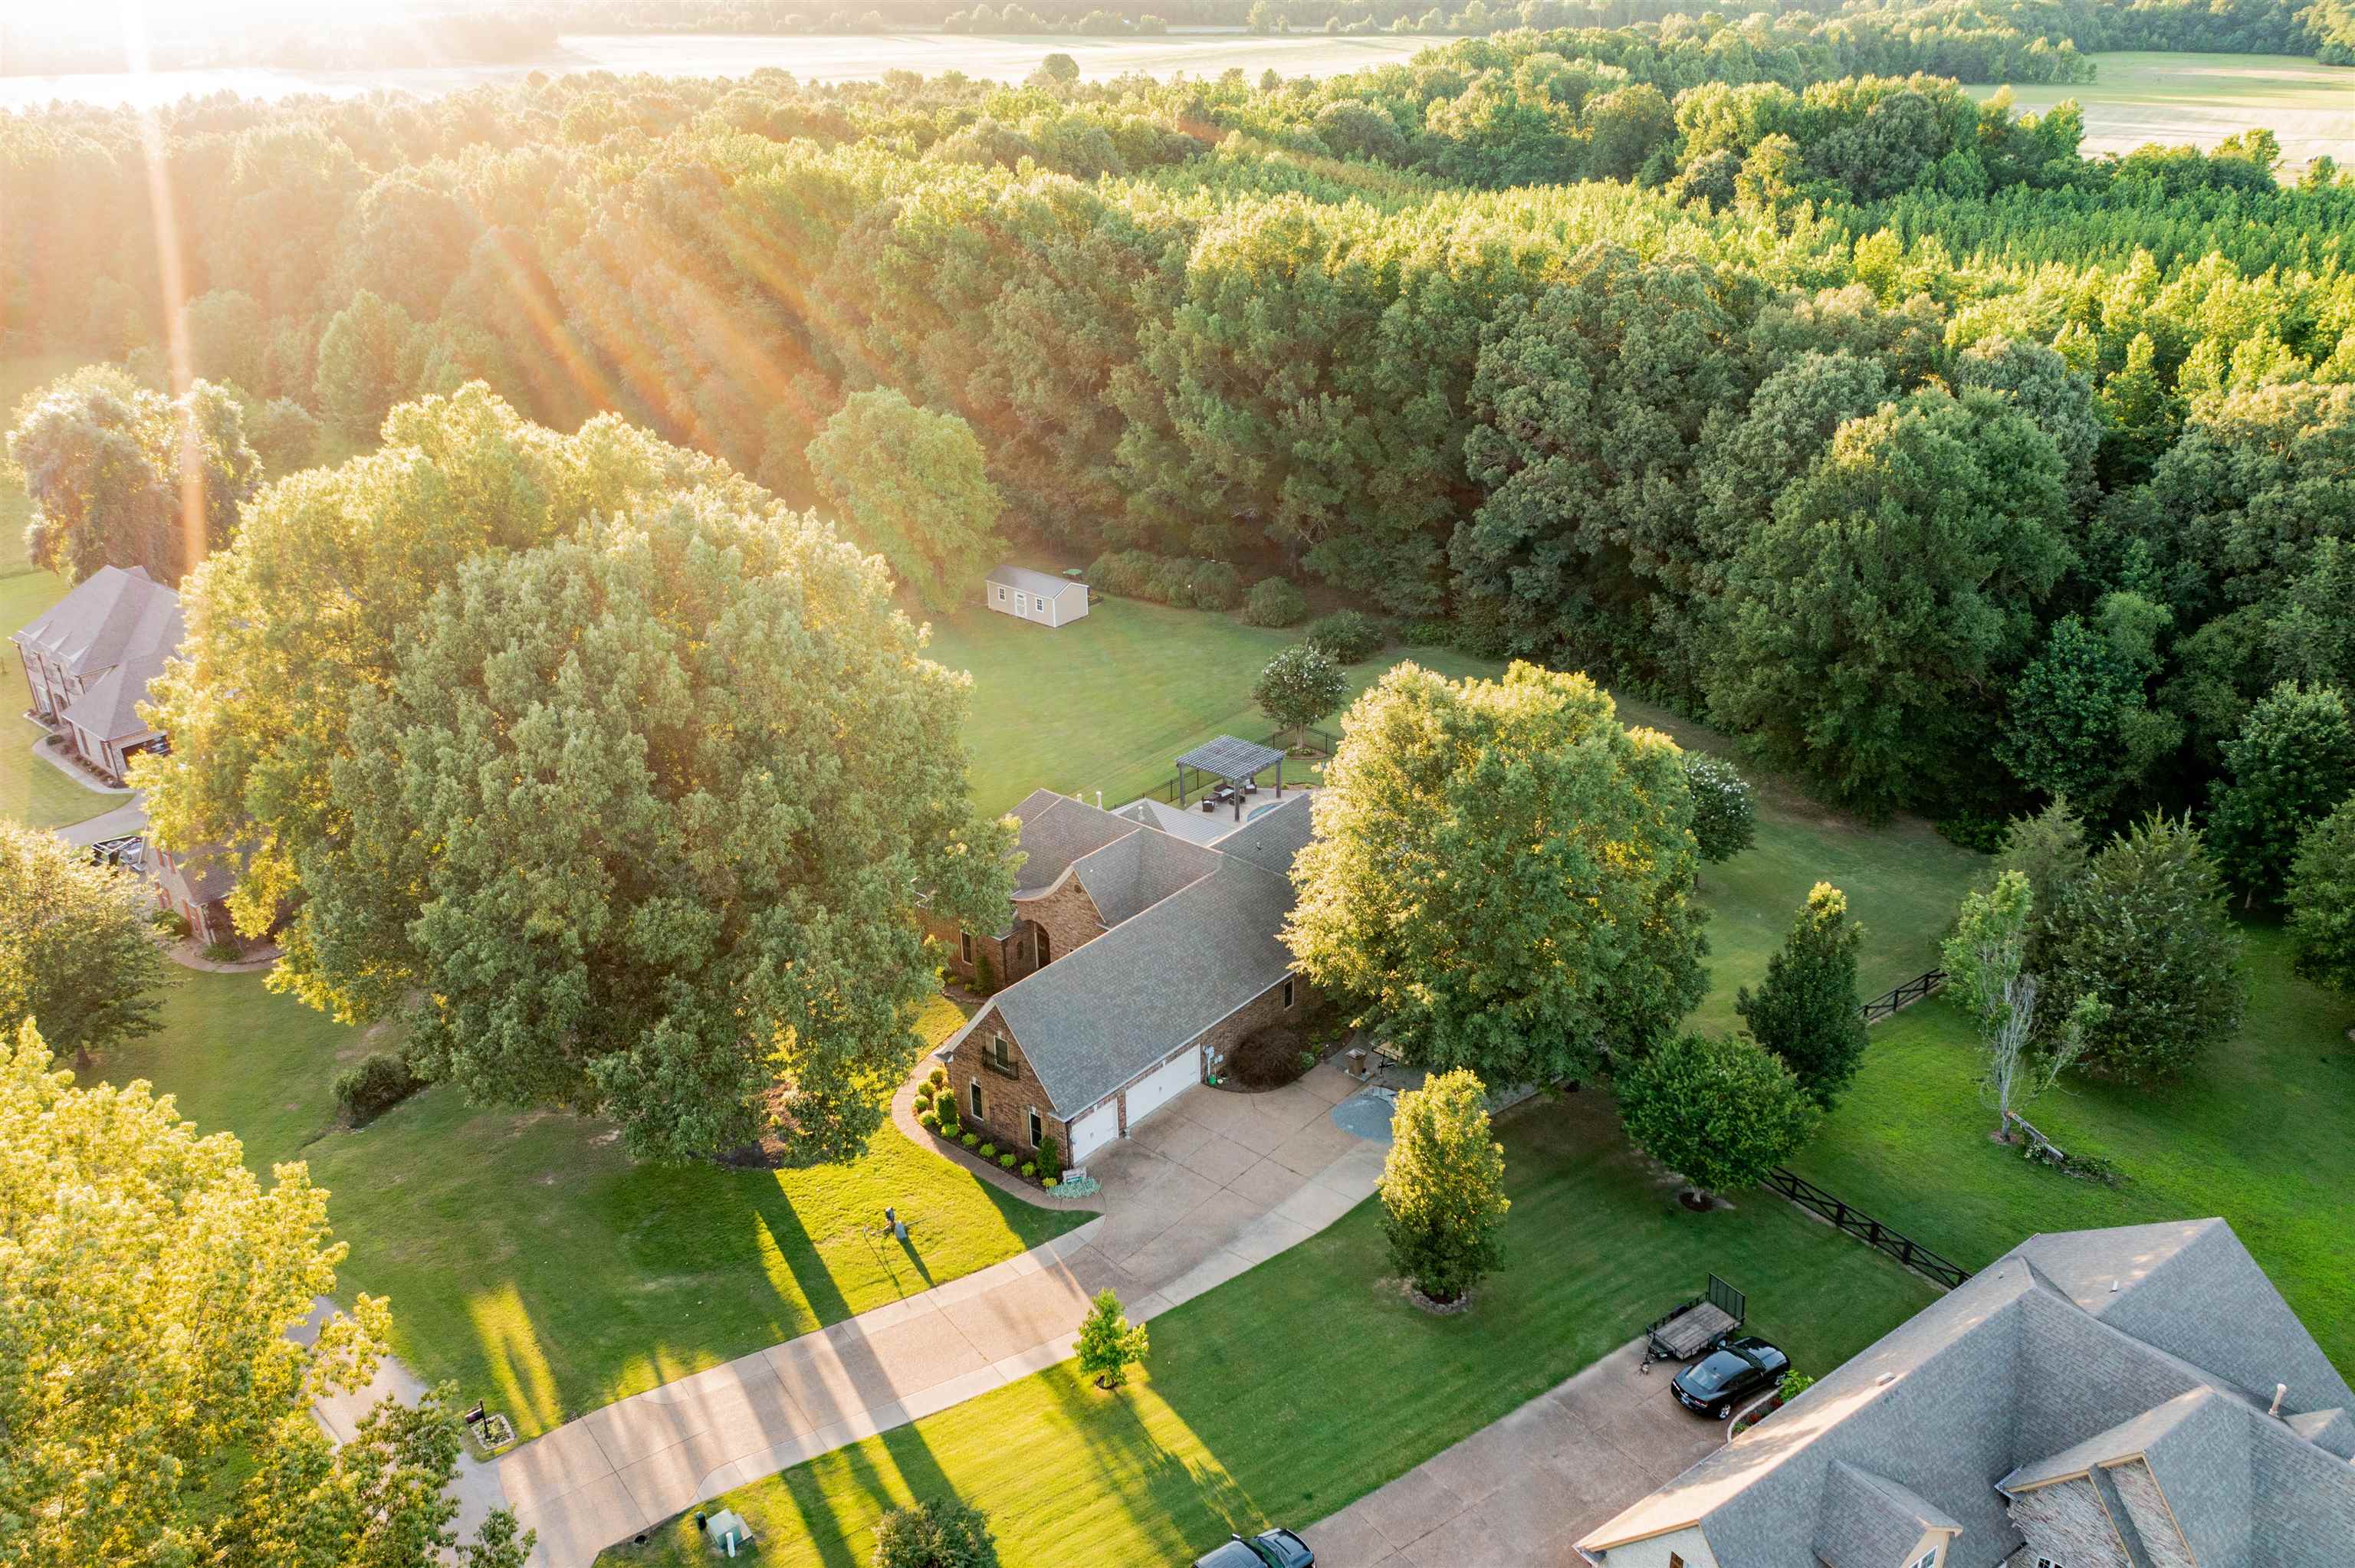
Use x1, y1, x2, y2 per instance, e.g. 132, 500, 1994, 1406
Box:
2269, 1383, 2288, 1419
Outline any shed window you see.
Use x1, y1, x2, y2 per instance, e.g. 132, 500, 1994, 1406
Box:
969, 1080, 984, 1120
995, 586, 1007, 602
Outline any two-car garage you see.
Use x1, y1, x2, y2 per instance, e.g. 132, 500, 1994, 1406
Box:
1066, 1043, 1202, 1164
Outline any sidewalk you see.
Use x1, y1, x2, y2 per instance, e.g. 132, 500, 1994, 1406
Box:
504, 1064, 1391, 1568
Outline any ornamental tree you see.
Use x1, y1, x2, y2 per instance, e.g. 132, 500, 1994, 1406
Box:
1378, 1068, 1509, 1305
310, 492, 1013, 1161
1253, 641, 1346, 749
0, 819, 171, 1068
872, 1500, 1000, 1568
1682, 750, 1757, 865
1616, 1032, 1821, 1202
2287, 797, 2355, 998
1286, 661, 1707, 1088
1943, 871, 2100, 1138
1735, 883, 1867, 1108
2043, 814, 2243, 1084
0, 1020, 527, 1568
7, 366, 260, 584
2206, 682, 2355, 907
805, 388, 1002, 614
1076, 1289, 1148, 1390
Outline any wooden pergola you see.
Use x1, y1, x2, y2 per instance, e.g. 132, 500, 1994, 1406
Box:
1174, 735, 1288, 821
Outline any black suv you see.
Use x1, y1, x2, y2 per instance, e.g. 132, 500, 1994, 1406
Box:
1194, 1527, 1315, 1568
1670, 1335, 1790, 1419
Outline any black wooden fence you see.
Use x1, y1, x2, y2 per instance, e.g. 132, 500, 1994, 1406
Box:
1862, 968, 1946, 1024
1765, 1167, 1974, 1289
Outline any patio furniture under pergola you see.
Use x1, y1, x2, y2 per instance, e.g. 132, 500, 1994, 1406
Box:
1174, 734, 1289, 820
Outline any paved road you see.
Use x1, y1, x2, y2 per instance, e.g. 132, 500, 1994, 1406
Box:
1302, 1337, 1726, 1566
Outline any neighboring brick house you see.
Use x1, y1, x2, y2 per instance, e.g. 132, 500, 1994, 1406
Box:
11, 564, 182, 784
936, 790, 1315, 1166
1578, 1218, 2355, 1568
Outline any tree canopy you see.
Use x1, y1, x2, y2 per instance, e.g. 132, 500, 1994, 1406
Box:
1286, 661, 1707, 1087
1735, 882, 1867, 1108
0, 821, 172, 1068
1616, 1032, 1821, 1199
805, 389, 1003, 615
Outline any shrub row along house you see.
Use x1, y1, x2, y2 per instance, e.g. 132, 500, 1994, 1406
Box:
930, 786, 1314, 1166
12, 567, 245, 946
1578, 1218, 2355, 1568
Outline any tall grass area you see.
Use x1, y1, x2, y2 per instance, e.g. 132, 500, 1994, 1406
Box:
1795, 925, 2355, 1375
94, 976, 1089, 1438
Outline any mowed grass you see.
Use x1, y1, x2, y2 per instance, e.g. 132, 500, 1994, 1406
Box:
96, 980, 1089, 1439
0, 568, 112, 832
603, 1090, 1939, 1568
1794, 923, 2355, 1378
1987, 51, 2355, 173
941, 592, 1983, 1035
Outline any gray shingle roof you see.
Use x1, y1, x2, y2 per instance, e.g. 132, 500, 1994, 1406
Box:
1008, 795, 1142, 897
978, 854, 1298, 1117
1210, 793, 1314, 876
1581, 1218, 2355, 1568
12, 564, 182, 676
1175, 734, 1286, 782
1815, 1463, 1957, 1568
61, 655, 166, 740
985, 564, 1080, 599
1069, 827, 1221, 927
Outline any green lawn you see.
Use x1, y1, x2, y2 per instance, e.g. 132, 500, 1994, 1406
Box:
941, 594, 1982, 1036
96, 981, 1089, 1439
1985, 51, 2355, 175
0, 567, 113, 832
603, 1089, 1939, 1568
1794, 923, 2355, 1378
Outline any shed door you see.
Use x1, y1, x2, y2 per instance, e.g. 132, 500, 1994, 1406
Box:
1068, 1102, 1118, 1163
1122, 1046, 1202, 1131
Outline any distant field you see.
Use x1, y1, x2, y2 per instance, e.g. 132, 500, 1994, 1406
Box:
0, 31, 1439, 110
1989, 51, 2355, 173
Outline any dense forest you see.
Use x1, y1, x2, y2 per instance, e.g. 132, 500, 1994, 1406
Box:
5, 16, 2352, 842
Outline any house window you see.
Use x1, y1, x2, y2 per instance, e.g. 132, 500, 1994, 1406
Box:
960, 930, 974, 965
969, 1080, 984, 1120
1907, 1553, 1939, 1568
986, 1035, 1019, 1080
1029, 1108, 1043, 1148
1282, 977, 1296, 1009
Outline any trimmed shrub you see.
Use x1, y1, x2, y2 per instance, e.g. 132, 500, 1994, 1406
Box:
201, 937, 246, 964
871, 1497, 1000, 1568
1020, 1161, 1036, 1178
918, 1110, 940, 1130
961, 1131, 980, 1149
999, 1152, 1017, 1169
1305, 609, 1384, 664
939, 1120, 961, 1140
1034, 1135, 1063, 1183
333, 1052, 422, 1127
929, 1066, 948, 1088
1086, 549, 1157, 597
979, 1143, 997, 1160
1043, 1176, 1059, 1189
1243, 576, 1309, 627
1188, 560, 1244, 611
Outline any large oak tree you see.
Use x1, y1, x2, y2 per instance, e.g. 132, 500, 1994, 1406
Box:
1286, 661, 1707, 1087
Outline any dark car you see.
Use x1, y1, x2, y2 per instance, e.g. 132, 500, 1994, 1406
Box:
1670, 1335, 1790, 1419
1194, 1527, 1314, 1568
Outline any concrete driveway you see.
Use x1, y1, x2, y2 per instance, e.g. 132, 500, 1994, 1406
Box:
1302, 1338, 1727, 1566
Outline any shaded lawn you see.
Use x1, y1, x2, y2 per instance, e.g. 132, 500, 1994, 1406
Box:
95, 979, 1089, 1438
1795, 925, 2355, 1377
941, 596, 1982, 1036
603, 1091, 1940, 1568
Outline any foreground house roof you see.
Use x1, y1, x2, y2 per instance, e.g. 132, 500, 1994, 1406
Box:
947, 792, 1314, 1118
12, 563, 182, 678
1578, 1218, 2355, 1567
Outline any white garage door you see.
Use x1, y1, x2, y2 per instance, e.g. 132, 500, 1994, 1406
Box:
1122, 1045, 1202, 1130
1068, 1103, 1118, 1163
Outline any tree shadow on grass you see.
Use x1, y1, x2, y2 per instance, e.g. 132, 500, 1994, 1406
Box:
773, 1406, 969, 1568
1038, 1362, 1260, 1562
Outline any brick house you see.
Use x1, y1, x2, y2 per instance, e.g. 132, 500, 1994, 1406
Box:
11, 563, 182, 785
1578, 1218, 2355, 1568
932, 790, 1315, 1166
